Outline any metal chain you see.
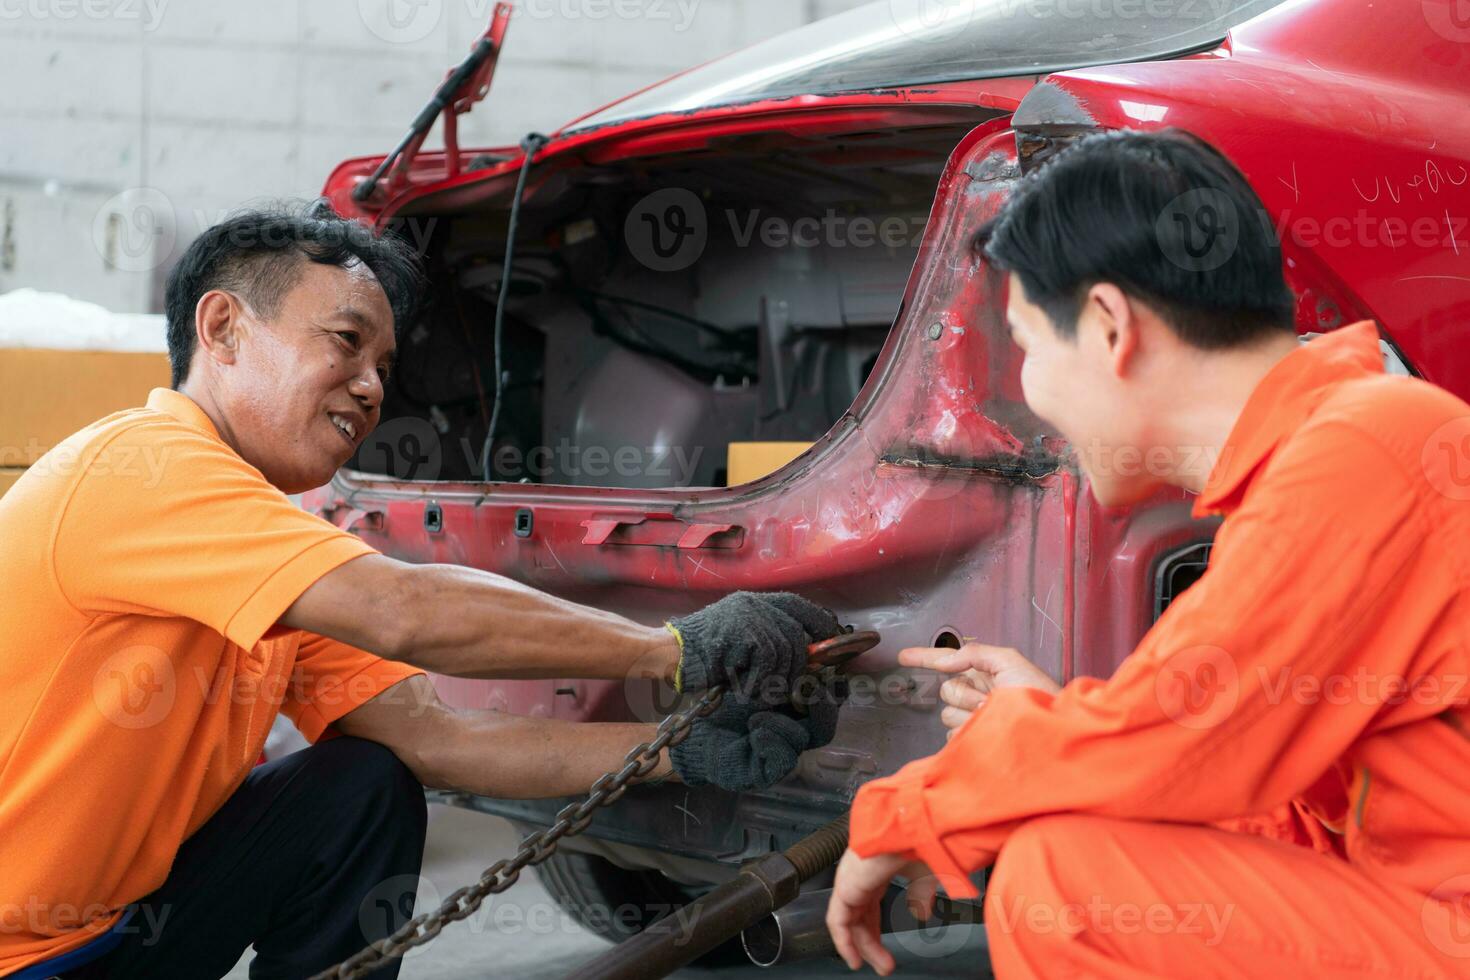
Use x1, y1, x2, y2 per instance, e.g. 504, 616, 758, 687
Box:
308, 686, 726, 980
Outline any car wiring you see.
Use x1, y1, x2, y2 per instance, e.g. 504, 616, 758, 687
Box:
481, 131, 548, 482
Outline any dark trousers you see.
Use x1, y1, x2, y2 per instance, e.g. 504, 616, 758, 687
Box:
65, 736, 427, 980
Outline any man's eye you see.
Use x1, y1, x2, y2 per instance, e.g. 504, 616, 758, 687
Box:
337, 331, 360, 348
377, 366, 391, 383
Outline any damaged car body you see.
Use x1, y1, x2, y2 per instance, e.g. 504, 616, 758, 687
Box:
305, 0, 1468, 945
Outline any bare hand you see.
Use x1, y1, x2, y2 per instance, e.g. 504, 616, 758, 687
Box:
826, 850, 935, 975
899, 643, 1060, 738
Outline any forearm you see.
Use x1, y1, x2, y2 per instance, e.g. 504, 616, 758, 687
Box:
422, 709, 673, 800
338, 675, 674, 799
398, 563, 678, 680
286, 553, 681, 681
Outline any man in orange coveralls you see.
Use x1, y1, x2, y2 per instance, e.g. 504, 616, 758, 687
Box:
827, 129, 1470, 977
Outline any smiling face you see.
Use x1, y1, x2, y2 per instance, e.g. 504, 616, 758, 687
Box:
1004, 272, 1161, 509
187, 259, 397, 494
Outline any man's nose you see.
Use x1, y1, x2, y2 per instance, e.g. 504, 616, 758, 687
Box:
348, 369, 383, 412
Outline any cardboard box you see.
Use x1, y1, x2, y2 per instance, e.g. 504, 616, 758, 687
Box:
727, 441, 814, 486
0, 349, 170, 466
0, 466, 24, 498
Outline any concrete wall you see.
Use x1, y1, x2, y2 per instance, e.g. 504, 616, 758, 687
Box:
0, 0, 871, 312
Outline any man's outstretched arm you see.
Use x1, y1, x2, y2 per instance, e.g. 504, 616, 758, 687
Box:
282, 553, 679, 682
335, 674, 675, 799
283, 554, 843, 698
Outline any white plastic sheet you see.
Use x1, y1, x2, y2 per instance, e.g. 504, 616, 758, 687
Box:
0, 288, 167, 353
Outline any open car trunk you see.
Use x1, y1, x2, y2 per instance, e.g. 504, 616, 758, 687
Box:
351, 117, 998, 489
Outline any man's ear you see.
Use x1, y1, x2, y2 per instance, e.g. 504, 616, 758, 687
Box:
193, 290, 247, 368
1083, 283, 1140, 379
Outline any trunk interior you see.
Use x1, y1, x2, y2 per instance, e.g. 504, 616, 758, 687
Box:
351, 121, 985, 487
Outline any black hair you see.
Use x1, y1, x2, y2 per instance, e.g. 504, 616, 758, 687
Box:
163, 200, 424, 387
979, 128, 1295, 349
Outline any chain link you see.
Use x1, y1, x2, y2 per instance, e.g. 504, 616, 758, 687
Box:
308, 686, 725, 980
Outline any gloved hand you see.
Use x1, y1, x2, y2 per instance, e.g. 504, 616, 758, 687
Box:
668, 591, 842, 705
670, 672, 847, 792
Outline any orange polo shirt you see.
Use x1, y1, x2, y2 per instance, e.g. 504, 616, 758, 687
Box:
851, 321, 1470, 901
0, 389, 422, 975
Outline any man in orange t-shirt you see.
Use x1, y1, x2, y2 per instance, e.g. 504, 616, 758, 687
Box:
0, 203, 843, 979
827, 131, 1470, 976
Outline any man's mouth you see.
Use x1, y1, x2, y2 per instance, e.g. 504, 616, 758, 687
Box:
328, 412, 359, 446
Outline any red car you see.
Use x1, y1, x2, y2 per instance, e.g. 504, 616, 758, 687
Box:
308, 0, 1468, 949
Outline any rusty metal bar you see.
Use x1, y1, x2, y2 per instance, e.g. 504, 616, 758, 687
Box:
567, 814, 850, 980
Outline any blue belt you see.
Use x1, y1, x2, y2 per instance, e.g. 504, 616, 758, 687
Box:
11, 908, 134, 980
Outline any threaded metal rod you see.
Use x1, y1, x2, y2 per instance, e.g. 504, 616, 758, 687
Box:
568, 814, 850, 980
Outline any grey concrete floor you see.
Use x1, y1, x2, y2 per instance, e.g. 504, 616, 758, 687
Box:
229, 804, 993, 979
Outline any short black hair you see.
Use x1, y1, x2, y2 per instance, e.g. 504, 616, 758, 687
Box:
164, 200, 424, 387
979, 129, 1295, 349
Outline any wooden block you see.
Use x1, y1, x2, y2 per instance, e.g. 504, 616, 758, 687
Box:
726, 442, 814, 486
0, 349, 170, 466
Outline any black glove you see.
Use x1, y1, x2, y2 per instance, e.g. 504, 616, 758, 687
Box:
670, 673, 847, 792
669, 591, 842, 704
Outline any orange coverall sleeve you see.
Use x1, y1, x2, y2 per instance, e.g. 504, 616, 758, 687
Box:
849, 421, 1426, 898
